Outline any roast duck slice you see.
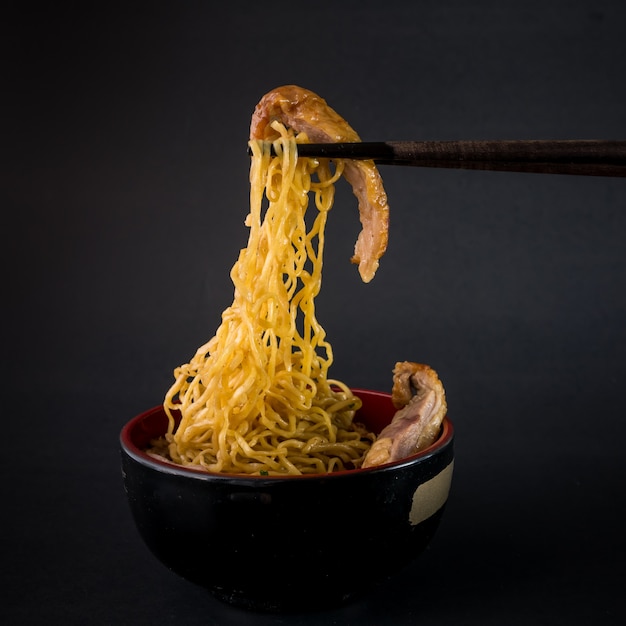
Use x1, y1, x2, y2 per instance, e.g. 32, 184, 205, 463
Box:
250, 84, 389, 283
362, 362, 447, 468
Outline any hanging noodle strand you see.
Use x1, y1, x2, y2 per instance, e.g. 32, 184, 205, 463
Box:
157, 122, 375, 475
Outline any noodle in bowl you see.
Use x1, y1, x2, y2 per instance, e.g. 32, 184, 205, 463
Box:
120, 87, 453, 611
120, 389, 454, 612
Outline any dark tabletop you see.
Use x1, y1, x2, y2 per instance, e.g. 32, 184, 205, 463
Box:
4, 1, 626, 624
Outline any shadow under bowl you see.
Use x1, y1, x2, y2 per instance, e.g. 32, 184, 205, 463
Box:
120, 389, 454, 612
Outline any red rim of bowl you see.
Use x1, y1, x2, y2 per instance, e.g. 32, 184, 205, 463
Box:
120, 389, 454, 481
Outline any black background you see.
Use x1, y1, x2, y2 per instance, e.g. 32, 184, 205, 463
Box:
4, 1, 626, 624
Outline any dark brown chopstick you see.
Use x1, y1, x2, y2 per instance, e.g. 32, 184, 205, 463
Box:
252, 140, 626, 177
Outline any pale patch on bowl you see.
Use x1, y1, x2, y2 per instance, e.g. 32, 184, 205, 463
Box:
409, 461, 454, 526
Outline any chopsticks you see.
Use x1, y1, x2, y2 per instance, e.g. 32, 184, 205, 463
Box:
252, 140, 626, 177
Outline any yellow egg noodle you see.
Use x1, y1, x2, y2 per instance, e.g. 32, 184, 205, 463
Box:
159, 122, 375, 475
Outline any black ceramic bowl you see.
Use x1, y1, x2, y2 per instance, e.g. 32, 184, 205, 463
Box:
120, 389, 454, 612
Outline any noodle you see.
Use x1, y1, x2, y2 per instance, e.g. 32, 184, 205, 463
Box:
159, 122, 375, 475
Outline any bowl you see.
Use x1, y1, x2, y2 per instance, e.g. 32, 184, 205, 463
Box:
120, 389, 454, 612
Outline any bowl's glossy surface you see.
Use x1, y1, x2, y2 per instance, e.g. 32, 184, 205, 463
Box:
120, 389, 454, 612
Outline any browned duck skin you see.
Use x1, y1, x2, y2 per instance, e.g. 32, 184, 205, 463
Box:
249, 85, 389, 283
362, 362, 447, 468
